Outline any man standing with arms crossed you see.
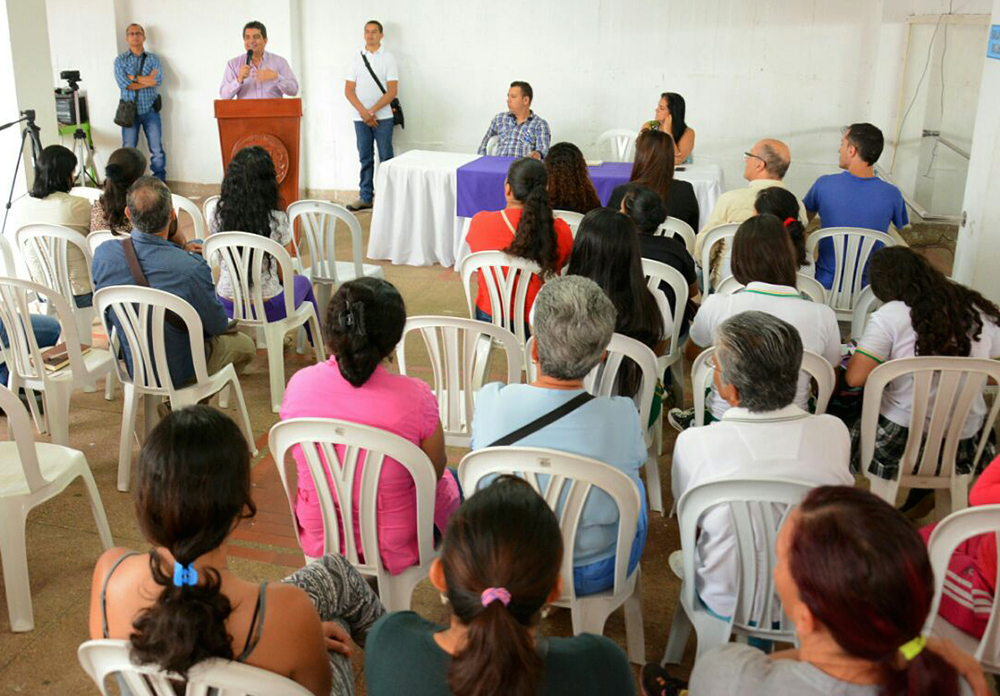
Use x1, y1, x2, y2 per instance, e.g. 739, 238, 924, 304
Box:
114, 24, 165, 181
344, 20, 398, 212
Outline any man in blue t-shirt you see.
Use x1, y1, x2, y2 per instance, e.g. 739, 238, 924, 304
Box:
803, 123, 908, 289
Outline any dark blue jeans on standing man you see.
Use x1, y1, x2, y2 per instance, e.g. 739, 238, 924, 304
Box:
354, 117, 394, 203
122, 110, 166, 182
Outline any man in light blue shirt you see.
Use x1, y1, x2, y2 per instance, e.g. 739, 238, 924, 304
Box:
113, 23, 165, 181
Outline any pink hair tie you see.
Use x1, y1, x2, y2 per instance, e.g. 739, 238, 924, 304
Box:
480, 587, 512, 608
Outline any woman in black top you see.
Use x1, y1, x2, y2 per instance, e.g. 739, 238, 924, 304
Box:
606, 130, 699, 231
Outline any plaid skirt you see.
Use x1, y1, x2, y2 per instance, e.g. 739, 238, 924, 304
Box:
849, 414, 996, 481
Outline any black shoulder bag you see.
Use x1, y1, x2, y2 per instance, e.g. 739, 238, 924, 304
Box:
487, 392, 594, 447
360, 52, 404, 128
114, 53, 147, 128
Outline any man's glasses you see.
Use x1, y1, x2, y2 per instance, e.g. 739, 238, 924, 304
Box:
743, 151, 765, 163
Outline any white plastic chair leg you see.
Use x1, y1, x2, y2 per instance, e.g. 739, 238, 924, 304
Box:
866, 475, 899, 508
0, 504, 33, 632
75, 307, 95, 348
218, 384, 231, 409
670, 359, 685, 407
43, 381, 73, 447
225, 371, 257, 456
308, 314, 326, 362
117, 384, 139, 492
644, 448, 664, 515
79, 468, 114, 550
623, 570, 646, 663
103, 370, 116, 401
662, 603, 692, 665
264, 326, 286, 413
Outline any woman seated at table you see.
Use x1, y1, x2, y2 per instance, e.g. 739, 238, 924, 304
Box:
470, 275, 647, 596
845, 246, 1000, 484
606, 130, 699, 233
640, 92, 695, 165
280, 277, 461, 576
466, 157, 574, 325
545, 142, 601, 215
90, 405, 388, 696
212, 146, 318, 327
91, 148, 147, 236
754, 186, 813, 278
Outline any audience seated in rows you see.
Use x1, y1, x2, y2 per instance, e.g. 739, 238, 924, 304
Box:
845, 246, 1000, 479
754, 186, 813, 278
607, 130, 699, 232
466, 157, 574, 324
671, 311, 853, 620
640, 91, 695, 165
545, 142, 601, 214
280, 277, 460, 573
91, 147, 147, 236
804, 123, 908, 289
470, 276, 647, 595
365, 476, 636, 695
678, 214, 840, 428
89, 405, 387, 696
92, 176, 256, 385
211, 145, 319, 327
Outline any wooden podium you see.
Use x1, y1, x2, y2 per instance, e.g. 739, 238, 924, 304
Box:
214, 98, 301, 210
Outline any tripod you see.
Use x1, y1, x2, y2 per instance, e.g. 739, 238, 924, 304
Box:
62, 76, 101, 188
0, 110, 44, 238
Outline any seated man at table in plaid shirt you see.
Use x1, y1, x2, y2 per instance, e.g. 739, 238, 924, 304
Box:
477, 81, 551, 160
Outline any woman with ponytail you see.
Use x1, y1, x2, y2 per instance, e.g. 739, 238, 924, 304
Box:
754, 186, 813, 278
89, 405, 387, 695
91, 147, 147, 235
280, 277, 461, 575
365, 475, 635, 696
466, 157, 574, 324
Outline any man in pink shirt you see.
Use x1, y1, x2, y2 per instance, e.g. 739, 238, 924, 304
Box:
219, 20, 299, 100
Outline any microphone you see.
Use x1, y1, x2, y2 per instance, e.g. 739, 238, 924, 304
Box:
245, 49, 253, 66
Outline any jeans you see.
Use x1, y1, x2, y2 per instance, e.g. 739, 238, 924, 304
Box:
354, 118, 394, 202
122, 110, 166, 181
0, 314, 62, 386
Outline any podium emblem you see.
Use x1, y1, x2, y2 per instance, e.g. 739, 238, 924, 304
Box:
231, 133, 290, 183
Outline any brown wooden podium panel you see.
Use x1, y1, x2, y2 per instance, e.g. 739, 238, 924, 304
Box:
214, 98, 301, 211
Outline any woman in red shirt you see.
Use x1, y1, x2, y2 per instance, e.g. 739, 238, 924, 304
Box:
466, 157, 574, 325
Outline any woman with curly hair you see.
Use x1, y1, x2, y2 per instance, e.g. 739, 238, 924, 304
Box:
91, 147, 147, 235
212, 146, 318, 326
845, 246, 1000, 483
545, 142, 600, 215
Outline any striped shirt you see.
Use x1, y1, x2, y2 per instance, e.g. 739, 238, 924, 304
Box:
113, 50, 162, 116
478, 111, 551, 158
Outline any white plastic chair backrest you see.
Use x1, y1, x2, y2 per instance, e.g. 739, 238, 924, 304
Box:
15, 223, 94, 303
552, 210, 584, 239
806, 227, 894, 314
458, 446, 641, 602
485, 135, 500, 156
88, 230, 116, 255
850, 285, 882, 340
677, 478, 812, 634
0, 234, 16, 276
93, 285, 210, 392
584, 333, 658, 442
641, 258, 688, 361
268, 418, 438, 576
203, 232, 298, 326
397, 316, 524, 444
70, 186, 102, 204
0, 384, 49, 493
699, 223, 740, 291
287, 199, 365, 284
0, 277, 88, 384
77, 639, 313, 696
859, 356, 1000, 483
690, 346, 836, 426
459, 250, 542, 345
595, 129, 638, 162
924, 505, 1000, 669
715, 273, 826, 304
171, 193, 206, 241
656, 217, 696, 256
202, 195, 220, 236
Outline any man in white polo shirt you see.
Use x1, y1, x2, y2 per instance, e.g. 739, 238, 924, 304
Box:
344, 19, 399, 211
671, 311, 853, 621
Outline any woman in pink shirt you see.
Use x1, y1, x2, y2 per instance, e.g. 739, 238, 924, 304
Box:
280, 277, 460, 575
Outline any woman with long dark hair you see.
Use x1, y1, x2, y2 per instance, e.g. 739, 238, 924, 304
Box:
754, 186, 812, 277
466, 157, 574, 323
607, 130, 699, 232
365, 476, 636, 696
212, 145, 318, 326
846, 246, 1000, 482
91, 147, 147, 235
89, 405, 387, 695
545, 142, 601, 214
640, 92, 695, 164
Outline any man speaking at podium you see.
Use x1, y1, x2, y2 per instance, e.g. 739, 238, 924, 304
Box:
219, 20, 298, 100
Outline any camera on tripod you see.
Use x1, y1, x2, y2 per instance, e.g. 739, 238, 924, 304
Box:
60, 70, 81, 86
55, 70, 87, 126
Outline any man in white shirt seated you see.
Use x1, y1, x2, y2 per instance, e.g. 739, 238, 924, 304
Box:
671, 310, 853, 620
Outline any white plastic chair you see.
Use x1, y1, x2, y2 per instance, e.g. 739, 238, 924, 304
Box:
78, 639, 312, 695
202, 195, 220, 237
204, 232, 326, 413
656, 217, 696, 257
806, 227, 895, 320
715, 273, 827, 304
924, 505, 1000, 673
94, 285, 256, 491
641, 258, 688, 409
850, 285, 882, 340
269, 418, 440, 612
396, 316, 524, 448
15, 223, 97, 346
595, 129, 638, 162
171, 193, 206, 241
859, 356, 1000, 518
87, 230, 116, 256
662, 478, 812, 663
485, 135, 500, 156
698, 223, 740, 293
459, 250, 542, 349
0, 384, 112, 632
70, 186, 102, 204
0, 278, 115, 446
459, 446, 646, 663
553, 210, 584, 239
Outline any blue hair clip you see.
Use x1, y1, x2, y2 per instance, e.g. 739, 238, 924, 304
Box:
172, 561, 198, 587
